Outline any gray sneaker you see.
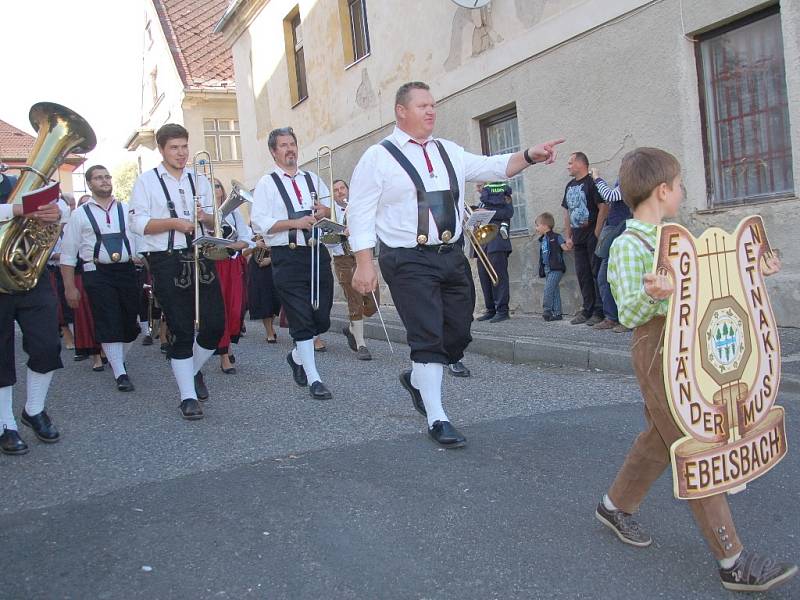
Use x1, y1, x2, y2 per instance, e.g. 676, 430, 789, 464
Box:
570, 313, 589, 325
356, 346, 372, 361
595, 501, 652, 547
586, 314, 604, 326
719, 549, 797, 592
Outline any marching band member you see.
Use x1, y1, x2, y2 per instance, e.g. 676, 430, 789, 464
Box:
213, 178, 252, 374
245, 236, 281, 343
251, 127, 334, 400
0, 173, 67, 455
129, 124, 224, 420
349, 81, 563, 447
327, 179, 378, 361
60, 165, 140, 392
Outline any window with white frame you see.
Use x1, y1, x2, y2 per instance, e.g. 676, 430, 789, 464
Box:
480, 108, 527, 232
204, 119, 242, 162
698, 7, 794, 205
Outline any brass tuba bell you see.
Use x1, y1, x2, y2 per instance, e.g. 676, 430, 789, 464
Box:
0, 102, 96, 293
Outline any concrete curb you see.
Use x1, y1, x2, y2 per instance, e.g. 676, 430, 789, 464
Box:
331, 316, 800, 396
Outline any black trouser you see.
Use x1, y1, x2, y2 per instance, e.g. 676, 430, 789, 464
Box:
146, 251, 225, 360
477, 251, 510, 315
82, 263, 140, 344
0, 276, 63, 387
271, 245, 333, 342
573, 233, 603, 318
379, 242, 474, 364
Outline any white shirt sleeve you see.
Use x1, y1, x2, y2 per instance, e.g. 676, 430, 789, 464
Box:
59, 210, 82, 267
234, 209, 254, 247
57, 197, 71, 224
463, 150, 513, 183
251, 176, 278, 236
0, 203, 13, 221
346, 146, 384, 252
129, 174, 151, 237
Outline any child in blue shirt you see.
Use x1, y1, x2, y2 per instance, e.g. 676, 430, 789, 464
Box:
535, 212, 570, 321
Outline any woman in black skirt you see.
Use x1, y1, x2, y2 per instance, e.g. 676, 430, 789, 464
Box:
245, 237, 280, 343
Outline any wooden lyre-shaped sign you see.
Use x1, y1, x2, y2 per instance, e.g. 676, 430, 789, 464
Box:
655, 215, 787, 500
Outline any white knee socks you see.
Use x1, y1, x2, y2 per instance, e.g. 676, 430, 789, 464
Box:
171, 357, 196, 400
0, 386, 15, 431
350, 320, 366, 348
410, 362, 447, 427
295, 339, 321, 385
192, 340, 216, 375
25, 368, 53, 417
102, 342, 126, 378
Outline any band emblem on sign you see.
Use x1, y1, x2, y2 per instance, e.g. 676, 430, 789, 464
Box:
655, 216, 787, 500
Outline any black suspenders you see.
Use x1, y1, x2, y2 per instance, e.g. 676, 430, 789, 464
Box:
83, 202, 132, 263
269, 172, 316, 247
154, 168, 196, 252
380, 139, 460, 244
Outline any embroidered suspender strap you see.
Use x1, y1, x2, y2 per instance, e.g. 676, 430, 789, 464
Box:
153, 168, 192, 252
270, 172, 311, 246
116, 202, 132, 257
432, 140, 460, 206
621, 229, 655, 253
83, 204, 103, 262
380, 140, 431, 242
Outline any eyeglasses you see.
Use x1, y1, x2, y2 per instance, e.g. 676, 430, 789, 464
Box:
91, 175, 113, 181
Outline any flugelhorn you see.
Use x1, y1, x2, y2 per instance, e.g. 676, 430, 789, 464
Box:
0, 102, 96, 293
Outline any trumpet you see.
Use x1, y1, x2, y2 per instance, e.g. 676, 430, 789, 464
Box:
463, 204, 499, 286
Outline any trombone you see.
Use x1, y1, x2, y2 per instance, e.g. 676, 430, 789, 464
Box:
463, 204, 499, 286
190, 151, 232, 329
310, 145, 345, 309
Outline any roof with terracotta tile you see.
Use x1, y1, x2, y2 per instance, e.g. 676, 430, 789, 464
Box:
152, 0, 235, 90
0, 119, 36, 161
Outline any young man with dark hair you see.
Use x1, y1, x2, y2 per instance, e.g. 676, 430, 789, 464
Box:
562, 151, 607, 325
597, 147, 796, 592
348, 81, 564, 447
129, 123, 224, 420
251, 127, 334, 400
61, 166, 140, 392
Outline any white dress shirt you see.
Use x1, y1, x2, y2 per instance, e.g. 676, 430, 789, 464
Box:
129, 163, 212, 253
250, 166, 330, 248
221, 207, 255, 251
60, 197, 136, 267
347, 126, 512, 251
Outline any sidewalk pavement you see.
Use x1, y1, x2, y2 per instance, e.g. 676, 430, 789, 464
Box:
329, 302, 800, 395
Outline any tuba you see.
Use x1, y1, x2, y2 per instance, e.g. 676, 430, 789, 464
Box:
0, 102, 96, 293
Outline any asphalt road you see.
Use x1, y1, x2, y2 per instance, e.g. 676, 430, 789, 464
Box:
1, 327, 798, 599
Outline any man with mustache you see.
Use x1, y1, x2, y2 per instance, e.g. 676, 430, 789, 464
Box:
251, 127, 334, 400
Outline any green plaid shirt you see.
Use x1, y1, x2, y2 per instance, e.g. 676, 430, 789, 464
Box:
608, 219, 668, 329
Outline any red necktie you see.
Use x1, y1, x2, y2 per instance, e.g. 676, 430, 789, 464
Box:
284, 173, 304, 206
410, 140, 435, 177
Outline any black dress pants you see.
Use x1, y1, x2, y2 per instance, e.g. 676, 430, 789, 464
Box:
146, 251, 225, 360
82, 263, 140, 343
271, 245, 333, 342
379, 242, 473, 365
0, 276, 62, 387
477, 251, 510, 315
573, 232, 603, 318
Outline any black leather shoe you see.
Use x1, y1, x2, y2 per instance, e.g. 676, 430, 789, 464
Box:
179, 398, 204, 420
489, 313, 510, 323
221, 366, 236, 375
448, 361, 471, 378
309, 381, 332, 400
476, 312, 496, 322
399, 370, 426, 417
342, 326, 358, 352
73, 354, 88, 362
428, 420, 466, 448
0, 428, 28, 455
194, 371, 209, 401
116, 374, 135, 392
20, 410, 60, 443
287, 351, 307, 387
142, 334, 153, 346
